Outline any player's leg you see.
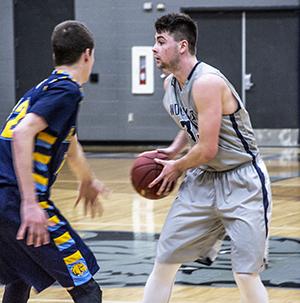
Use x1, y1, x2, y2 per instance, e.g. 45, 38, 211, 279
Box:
234, 273, 268, 303
67, 278, 102, 303
142, 261, 181, 303
0, 197, 100, 295
142, 169, 225, 303
218, 160, 271, 303
2, 279, 31, 303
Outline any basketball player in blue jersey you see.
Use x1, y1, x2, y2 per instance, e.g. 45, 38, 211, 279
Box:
142, 13, 272, 303
0, 21, 107, 303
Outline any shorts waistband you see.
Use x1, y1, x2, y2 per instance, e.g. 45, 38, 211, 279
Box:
191, 155, 262, 175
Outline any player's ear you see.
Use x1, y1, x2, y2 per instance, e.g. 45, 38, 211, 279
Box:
179, 40, 188, 54
83, 48, 92, 62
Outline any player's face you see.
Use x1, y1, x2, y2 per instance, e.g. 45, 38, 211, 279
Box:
153, 32, 180, 72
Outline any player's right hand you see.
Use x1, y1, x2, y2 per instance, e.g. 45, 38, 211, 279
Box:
149, 158, 183, 195
17, 202, 52, 247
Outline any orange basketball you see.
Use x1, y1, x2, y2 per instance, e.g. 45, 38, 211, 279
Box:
130, 150, 174, 200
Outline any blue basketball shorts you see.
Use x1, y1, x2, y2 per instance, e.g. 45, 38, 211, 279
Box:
0, 186, 99, 292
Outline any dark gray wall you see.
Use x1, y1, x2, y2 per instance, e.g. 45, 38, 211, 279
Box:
75, 0, 177, 142
0, 0, 299, 144
0, 0, 15, 124
75, 0, 300, 142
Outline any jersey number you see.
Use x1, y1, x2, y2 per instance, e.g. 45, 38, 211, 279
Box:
1, 100, 29, 139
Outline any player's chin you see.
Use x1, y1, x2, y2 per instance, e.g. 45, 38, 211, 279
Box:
155, 59, 163, 68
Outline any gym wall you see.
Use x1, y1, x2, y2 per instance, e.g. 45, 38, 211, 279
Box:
0, 0, 299, 145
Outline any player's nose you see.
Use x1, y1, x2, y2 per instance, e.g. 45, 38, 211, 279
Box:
152, 43, 158, 53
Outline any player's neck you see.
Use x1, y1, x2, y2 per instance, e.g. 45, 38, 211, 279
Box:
55, 65, 85, 85
173, 57, 198, 88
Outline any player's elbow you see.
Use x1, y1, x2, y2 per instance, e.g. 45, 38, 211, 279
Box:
12, 127, 27, 142
12, 126, 36, 151
13, 122, 37, 139
202, 144, 218, 162
66, 150, 78, 164
66, 143, 83, 164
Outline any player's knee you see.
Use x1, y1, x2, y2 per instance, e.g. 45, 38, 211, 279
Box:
234, 272, 259, 285
151, 261, 181, 281
67, 279, 102, 303
2, 279, 31, 303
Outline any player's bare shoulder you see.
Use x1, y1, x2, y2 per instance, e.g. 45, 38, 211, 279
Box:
192, 74, 237, 115
193, 74, 226, 97
191, 74, 225, 111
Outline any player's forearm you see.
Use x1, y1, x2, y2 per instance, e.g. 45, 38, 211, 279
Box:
175, 142, 217, 171
169, 131, 189, 155
67, 143, 94, 183
12, 131, 37, 204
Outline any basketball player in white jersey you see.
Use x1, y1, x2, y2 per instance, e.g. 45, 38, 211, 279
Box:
141, 13, 272, 303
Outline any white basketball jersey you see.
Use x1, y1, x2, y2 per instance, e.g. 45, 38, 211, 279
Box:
163, 62, 259, 171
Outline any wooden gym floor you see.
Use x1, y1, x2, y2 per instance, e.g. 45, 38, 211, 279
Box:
0, 146, 299, 303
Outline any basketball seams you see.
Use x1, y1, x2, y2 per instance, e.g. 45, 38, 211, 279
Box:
138, 152, 168, 161
131, 162, 162, 171
130, 150, 174, 200
136, 168, 159, 192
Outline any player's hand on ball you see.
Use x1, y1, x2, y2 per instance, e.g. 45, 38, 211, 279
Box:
149, 159, 182, 196
75, 179, 110, 218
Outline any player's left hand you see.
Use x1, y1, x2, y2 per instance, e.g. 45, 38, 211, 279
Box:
148, 158, 182, 196
75, 179, 110, 218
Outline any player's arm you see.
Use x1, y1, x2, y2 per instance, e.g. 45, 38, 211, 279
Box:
67, 135, 109, 217
175, 74, 222, 169
150, 74, 223, 195
157, 130, 189, 159
12, 113, 51, 247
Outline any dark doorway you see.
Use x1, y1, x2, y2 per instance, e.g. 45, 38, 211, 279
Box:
14, 0, 74, 101
246, 10, 299, 128
188, 11, 242, 96
186, 9, 299, 129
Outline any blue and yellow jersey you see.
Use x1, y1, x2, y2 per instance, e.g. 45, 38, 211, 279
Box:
0, 70, 83, 199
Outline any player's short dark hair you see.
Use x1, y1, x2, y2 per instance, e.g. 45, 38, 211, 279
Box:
155, 13, 197, 55
51, 20, 94, 66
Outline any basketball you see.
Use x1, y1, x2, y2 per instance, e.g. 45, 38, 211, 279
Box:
130, 150, 174, 200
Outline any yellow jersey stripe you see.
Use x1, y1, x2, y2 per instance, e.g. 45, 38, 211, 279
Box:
64, 250, 83, 265
48, 215, 60, 225
39, 201, 50, 209
33, 152, 51, 164
37, 132, 57, 145
33, 173, 48, 186
54, 231, 72, 245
